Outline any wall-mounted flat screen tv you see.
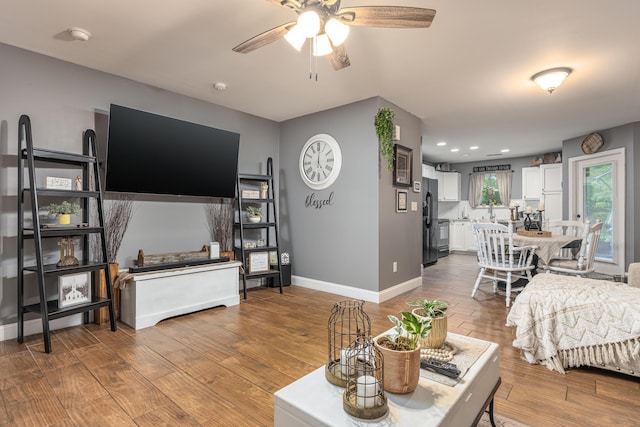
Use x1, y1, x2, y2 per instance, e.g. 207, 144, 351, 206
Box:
105, 104, 240, 198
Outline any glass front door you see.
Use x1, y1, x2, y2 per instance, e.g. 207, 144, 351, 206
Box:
569, 148, 625, 275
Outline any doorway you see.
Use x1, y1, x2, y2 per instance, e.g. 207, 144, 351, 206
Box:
568, 148, 625, 275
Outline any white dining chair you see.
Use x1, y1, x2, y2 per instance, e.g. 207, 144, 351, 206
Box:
545, 221, 602, 277
471, 221, 537, 307
546, 220, 587, 260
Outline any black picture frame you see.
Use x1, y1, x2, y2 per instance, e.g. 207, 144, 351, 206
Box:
393, 144, 412, 187
396, 189, 408, 213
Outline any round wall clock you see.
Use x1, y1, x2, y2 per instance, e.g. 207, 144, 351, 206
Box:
581, 132, 604, 154
299, 134, 342, 190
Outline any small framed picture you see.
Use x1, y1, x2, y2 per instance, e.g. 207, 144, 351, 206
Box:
58, 272, 91, 308
413, 181, 421, 193
248, 252, 270, 274
393, 144, 413, 187
396, 189, 408, 213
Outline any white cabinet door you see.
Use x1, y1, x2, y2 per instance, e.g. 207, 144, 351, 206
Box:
450, 222, 465, 250
438, 172, 461, 201
540, 164, 562, 192
542, 191, 563, 222
522, 167, 541, 200
464, 222, 477, 251
422, 164, 436, 179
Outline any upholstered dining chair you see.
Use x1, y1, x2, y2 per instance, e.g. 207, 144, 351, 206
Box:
471, 221, 538, 307
546, 220, 587, 260
545, 220, 603, 277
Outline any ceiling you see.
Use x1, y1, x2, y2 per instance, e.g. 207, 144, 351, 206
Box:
2, 0, 639, 164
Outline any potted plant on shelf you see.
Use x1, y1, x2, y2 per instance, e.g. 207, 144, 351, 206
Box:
42, 201, 81, 224
407, 298, 449, 349
374, 311, 431, 394
246, 206, 263, 223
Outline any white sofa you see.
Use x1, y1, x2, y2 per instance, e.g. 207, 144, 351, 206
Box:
506, 265, 640, 377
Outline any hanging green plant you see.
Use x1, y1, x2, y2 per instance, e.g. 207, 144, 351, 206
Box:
374, 107, 395, 172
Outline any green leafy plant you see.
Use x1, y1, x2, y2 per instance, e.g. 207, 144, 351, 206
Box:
374, 107, 395, 172
42, 201, 81, 216
246, 206, 263, 218
383, 311, 431, 351
407, 298, 449, 318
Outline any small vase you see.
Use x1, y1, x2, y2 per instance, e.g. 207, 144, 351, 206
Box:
58, 214, 71, 225
248, 215, 261, 223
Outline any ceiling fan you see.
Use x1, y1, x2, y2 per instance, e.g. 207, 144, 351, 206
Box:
233, 0, 436, 71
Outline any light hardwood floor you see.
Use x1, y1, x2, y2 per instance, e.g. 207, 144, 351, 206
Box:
1, 253, 638, 426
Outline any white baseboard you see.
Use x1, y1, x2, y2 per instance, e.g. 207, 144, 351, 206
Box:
0, 315, 83, 342
291, 276, 421, 303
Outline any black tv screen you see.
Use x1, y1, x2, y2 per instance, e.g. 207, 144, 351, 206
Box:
105, 104, 240, 198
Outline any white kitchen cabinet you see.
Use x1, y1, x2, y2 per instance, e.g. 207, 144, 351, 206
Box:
542, 191, 563, 222
449, 222, 465, 251
437, 171, 461, 201
450, 221, 476, 252
422, 163, 436, 179
540, 164, 562, 193
540, 164, 563, 222
464, 222, 477, 251
522, 167, 541, 200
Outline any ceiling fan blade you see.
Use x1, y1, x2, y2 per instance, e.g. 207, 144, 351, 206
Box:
337, 6, 436, 28
232, 22, 296, 54
326, 44, 350, 70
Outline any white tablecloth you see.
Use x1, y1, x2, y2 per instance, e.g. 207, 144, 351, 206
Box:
512, 234, 578, 265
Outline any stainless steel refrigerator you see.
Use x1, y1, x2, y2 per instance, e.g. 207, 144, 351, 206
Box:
423, 177, 439, 265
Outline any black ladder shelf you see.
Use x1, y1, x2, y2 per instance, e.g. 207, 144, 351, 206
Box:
234, 158, 283, 299
17, 115, 116, 353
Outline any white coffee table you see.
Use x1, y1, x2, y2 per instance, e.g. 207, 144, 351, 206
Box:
274, 333, 500, 427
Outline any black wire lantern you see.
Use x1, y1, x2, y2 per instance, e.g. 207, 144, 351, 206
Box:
325, 300, 371, 387
342, 336, 388, 419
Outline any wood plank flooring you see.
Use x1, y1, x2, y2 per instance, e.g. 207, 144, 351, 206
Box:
1, 253, 639, 426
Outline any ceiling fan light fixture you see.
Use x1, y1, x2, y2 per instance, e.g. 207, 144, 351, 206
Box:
297, 11, 321, 38
312, 34, 333, 56
531, 67, 572, 94
325, 18, 349, 46
284, 25, 306, 51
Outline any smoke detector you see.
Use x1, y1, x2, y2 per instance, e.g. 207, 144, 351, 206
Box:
68, 27, 91, 41
213, 82, 227, 92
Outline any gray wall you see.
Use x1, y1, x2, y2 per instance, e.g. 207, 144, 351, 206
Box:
0, 43, 279, 325
279, 97, 422, 292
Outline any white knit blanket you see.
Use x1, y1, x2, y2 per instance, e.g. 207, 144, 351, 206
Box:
506, 274, 640, 373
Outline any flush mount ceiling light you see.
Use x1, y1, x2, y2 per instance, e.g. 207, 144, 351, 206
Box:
68, 27, 91, 41
531, 67, 572, 93
233, 1, 436, 79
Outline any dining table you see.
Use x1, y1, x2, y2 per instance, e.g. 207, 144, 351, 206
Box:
512, 233, 580, 266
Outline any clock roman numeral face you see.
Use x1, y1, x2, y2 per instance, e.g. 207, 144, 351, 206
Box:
304, 142, 334, 182
299, 134, 342, 190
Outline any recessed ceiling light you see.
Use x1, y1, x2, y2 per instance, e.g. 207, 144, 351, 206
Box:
501, 149, 510, 153
451, 148, 459, 152
470, 146, 479, 150
436, 142, 447, 146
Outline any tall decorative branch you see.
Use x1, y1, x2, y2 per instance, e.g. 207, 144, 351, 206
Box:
205, 198, 234, 252
91, 195, 134, 263
104, 195, 135, 262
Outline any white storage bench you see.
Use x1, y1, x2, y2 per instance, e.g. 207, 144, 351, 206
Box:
120, 261, 241, 330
